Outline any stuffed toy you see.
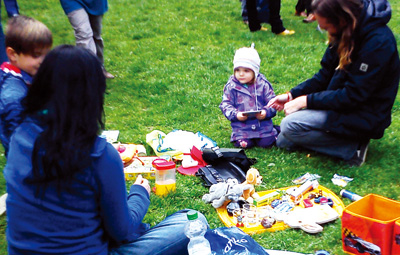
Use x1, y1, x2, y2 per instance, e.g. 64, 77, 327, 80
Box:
241, 168, 262, 203
225, 179, 244, 216
202, 178, 243, 209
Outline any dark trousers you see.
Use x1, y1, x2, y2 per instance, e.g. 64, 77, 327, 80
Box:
247, 0, 285, 34
295, 0, 312, 15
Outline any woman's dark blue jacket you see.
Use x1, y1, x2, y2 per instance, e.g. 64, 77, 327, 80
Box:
290, 0, 400, 140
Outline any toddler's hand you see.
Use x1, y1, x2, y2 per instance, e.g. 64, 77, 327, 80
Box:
237, 112, 248, 121
256, 110, 266, 120
134, 174, 151, 195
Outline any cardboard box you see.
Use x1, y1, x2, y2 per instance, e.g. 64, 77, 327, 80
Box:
342, 194, 400, 255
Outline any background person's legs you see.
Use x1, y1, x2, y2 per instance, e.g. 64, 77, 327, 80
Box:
3, 0, 19, 17
67, 8, 97, 56
89, 14, 104, 64
269, 0, 285, 34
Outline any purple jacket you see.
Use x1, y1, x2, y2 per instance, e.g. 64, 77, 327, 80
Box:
219, 73, 277, 142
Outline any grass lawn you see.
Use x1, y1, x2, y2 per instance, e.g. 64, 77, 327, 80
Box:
0, 0, 399, 254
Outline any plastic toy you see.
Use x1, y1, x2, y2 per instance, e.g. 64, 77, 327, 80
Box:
202, 178, 243, 210
283, 204, 339, 234
233, 209, 244, 227
286, 180, 319, 202
226, 181, 245, 216
303, 198, 313, 208
241, 168, 262, 203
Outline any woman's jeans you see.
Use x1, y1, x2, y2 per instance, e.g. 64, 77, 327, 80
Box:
277, 109, 359, 160
109, 209, 208, 255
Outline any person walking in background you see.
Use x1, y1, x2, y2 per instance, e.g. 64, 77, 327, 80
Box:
0, 20, 7, 65
268, 0, 400, 166
0, 16, 52, 157
60, 0, 115, 79
4, 45, 207, 254
244, 0, 295, 35
220, 44, 279, 149
294, 0, 316, 23
0, 0, 20, 64
3, 0, 19, 17
294, 0, 307, 17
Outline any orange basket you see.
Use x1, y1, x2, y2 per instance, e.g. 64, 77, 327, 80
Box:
342, 194, 400, 255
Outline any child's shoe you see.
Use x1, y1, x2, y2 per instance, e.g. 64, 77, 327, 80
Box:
278, 29, 295, 36
260, 27, 268, 31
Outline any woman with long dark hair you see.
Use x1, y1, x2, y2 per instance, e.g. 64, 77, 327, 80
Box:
268, 0, 400, 166
4, 45, 206, 254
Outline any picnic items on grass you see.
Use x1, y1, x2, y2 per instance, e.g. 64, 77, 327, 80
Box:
146, 130, 217, 160
215, 184, 345, 235
195, 147, 256, 187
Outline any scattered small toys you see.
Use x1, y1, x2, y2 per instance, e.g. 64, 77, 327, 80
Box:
215, 183, 345, 235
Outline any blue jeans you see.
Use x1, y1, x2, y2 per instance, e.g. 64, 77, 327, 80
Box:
277, 109, 359, 160
109, 209, 208, 255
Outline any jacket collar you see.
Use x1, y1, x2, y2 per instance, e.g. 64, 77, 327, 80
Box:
1, 62, 33, 85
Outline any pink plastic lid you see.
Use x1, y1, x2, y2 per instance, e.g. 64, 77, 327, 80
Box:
152, 158, 175, 170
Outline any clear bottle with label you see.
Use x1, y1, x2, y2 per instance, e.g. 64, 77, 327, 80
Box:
184, 210, 211, 255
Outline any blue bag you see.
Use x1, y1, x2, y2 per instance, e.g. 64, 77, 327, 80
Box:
205, 227, 269, 255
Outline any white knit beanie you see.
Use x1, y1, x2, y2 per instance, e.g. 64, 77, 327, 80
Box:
233, 43, 261, 78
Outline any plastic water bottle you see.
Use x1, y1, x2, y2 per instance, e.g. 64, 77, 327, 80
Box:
184, 210, 212, 255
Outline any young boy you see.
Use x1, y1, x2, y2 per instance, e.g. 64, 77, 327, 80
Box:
0, 15, 52, 156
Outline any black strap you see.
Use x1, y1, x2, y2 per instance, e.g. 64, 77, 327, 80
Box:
196, 165, 223, 187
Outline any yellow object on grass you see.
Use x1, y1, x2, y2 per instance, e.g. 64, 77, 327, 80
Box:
216, 185, 345, 235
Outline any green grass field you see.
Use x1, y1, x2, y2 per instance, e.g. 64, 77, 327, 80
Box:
0, 0, 399, 254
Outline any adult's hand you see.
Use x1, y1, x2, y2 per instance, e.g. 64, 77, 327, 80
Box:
267, 93, 292, 111
134, 174, 151, 195
283, 95, 307, 115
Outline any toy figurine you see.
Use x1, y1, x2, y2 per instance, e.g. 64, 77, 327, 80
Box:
236, 215, 244, 227
233, 209, 245, 227
241, 168, 262, 203
226, 182, 244, 216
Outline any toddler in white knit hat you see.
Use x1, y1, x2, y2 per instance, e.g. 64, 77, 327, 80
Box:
219, 43, 279, 149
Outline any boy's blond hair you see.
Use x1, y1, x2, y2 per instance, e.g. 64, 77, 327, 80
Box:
5, 15, 53, 56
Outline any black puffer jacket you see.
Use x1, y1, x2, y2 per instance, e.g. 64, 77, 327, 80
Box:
290, 0, 400, 139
